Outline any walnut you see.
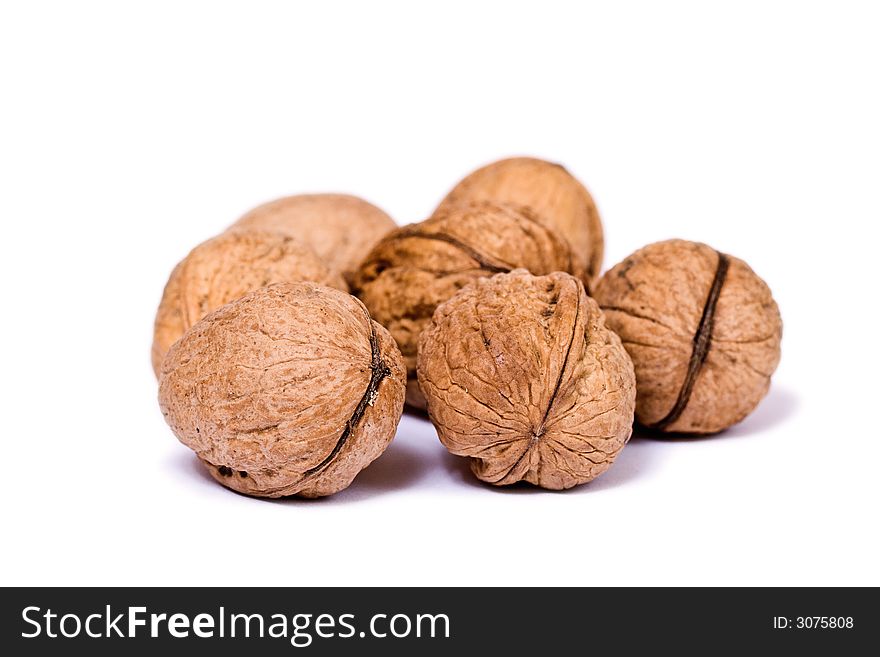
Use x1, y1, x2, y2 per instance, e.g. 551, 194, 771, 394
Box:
158, 282, 406, 498
593, 239, 782, 434
417, 270, 636, 490
435, 157, 604, 287
229, 193, 396, 285
352, 201, 584, 409
151, 230, 346, 376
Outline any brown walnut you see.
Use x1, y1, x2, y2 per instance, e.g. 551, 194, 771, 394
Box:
229, 193, 396, 285
417, 270, 636, 490
158, 282, 406, 498
151, 230, 346, 376
435, 157, 604, 287
352, 201, 584, 409
593, 239, 782, 434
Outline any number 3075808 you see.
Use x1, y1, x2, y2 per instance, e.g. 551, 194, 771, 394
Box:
774, 617, 854, 629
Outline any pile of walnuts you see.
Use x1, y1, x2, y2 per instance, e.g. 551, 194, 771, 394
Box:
154, 157, 782, 497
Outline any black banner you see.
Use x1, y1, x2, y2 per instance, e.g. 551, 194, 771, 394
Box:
1, 587, 874, 654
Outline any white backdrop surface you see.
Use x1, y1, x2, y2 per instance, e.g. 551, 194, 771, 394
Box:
1, 1, 877, 586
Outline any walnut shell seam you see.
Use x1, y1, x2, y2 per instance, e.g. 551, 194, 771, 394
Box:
650, 250, 729, 430
300, 310, 392, 479
393, 229, 509, 274
417, 269, 636, 489
485, 276, 583, 484
207, 305, 393, 492
355, 205, 576, 287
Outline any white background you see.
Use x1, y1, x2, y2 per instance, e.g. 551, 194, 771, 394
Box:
1, 1, 878, 587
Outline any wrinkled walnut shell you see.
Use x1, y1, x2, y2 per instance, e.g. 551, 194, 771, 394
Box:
435, 157, 604, 287
418, 270, 636, 490
593, 239, 782, 434
151, 230, 346, 376
158, 282, 406, 498
352, 201, 584, 409
229, 193, 396, 285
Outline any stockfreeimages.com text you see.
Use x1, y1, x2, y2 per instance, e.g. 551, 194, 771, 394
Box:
21, 605, 450, 647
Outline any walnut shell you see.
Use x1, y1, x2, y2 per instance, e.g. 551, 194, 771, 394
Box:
151, 230, 346, 376
418, 270, 636, 490
352, 201, 584, 409
229, 193, 396, 285
435, 157, 604, 287
593, 239, 782, 434
158, 282, 406, 498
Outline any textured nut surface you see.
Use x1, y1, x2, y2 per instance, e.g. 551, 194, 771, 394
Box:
151, 230, 346, 376
418, 270, 636, 490
352, 201, 583, 409
230, 193, 396, 284
158, 282, 406, 498
435, 157, 604, 287
593, 239, 782, 434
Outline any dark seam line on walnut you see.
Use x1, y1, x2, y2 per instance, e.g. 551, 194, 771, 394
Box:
399, 231, 511, 274
540, 280, 581, 429
650, 251, 730, 431
491, 279, 581, 483
301, 310, 391, 479
511, 208, 575, 275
